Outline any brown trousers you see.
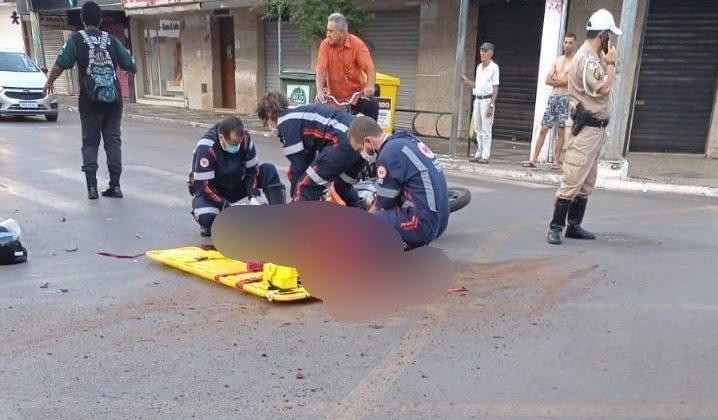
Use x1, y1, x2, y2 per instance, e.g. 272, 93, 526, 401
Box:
557, 126, 607, 200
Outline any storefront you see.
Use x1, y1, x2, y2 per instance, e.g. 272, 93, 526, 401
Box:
124, 0, 201, 106
136, 17, 185, 100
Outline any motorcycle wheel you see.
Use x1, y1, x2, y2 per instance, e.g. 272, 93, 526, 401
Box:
448, 187, 471, 213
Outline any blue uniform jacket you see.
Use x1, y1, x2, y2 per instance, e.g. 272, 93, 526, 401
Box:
374, 131, 450, 226
276, 104, 355, 192
188, 125, 259, 208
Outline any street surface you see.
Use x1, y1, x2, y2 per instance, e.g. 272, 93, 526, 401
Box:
1, 112, 718, 420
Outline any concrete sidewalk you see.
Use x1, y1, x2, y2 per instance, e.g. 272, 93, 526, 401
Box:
59, 95, 718, 198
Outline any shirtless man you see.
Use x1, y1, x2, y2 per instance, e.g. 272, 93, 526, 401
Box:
523, 33, 577, 169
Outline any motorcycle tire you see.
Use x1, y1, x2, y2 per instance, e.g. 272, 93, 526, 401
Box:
448, 187, 471, 213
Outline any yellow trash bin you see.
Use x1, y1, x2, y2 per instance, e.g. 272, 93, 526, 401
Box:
375, 72, 400, 134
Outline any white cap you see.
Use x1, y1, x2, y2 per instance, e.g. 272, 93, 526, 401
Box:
586, 9, 622, 35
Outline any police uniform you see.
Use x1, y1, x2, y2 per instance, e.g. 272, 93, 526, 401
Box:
547, 42, 613, 244
277, 104, 365, 207
372, 131, 449, 248
560, 43, 612, 200
188, 124, 285, 230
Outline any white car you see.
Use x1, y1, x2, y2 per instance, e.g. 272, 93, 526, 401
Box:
0, 49, 59, 122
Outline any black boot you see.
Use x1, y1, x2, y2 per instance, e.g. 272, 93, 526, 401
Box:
85, 172, 98, 200
565, 197, 595, 239
101, 186, 123, 198
264, 184, 287, 205
547, 198, 572, 245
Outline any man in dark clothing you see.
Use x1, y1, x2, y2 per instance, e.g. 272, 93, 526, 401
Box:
348, 116, 450, 249
256, 91, 366, 208
189, 116, 286, 237
43, 1, 136, 199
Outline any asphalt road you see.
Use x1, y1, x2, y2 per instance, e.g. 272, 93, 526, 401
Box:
1, 112, 718, 420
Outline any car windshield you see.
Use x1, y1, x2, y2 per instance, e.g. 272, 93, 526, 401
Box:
0, 52, 41, 73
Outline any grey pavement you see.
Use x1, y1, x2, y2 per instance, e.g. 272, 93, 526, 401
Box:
58, 95, 718, 198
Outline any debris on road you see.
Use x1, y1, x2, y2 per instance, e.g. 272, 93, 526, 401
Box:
39, 282, 49, 289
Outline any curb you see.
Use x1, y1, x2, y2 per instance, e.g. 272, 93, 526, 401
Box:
438, 158, 718, 198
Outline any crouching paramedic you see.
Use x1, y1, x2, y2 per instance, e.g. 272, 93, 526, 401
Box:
348, 116, 450, 249
188, 116, 286, 237
256, 91, 366, 208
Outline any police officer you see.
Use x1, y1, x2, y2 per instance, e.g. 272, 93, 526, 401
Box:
256, 91, 366, 208
348, 116, 450, 250
188, 116, 286, 237
546, 9, 621, 245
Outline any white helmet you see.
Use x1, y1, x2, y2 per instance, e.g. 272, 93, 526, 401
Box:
586, 9, 622, 35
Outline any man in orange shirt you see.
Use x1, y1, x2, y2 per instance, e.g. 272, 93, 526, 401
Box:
315, 12, 379, 121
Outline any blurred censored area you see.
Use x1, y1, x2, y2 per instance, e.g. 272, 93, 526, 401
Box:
212, 202, 454, 323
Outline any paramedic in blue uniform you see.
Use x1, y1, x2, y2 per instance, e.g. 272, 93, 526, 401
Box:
188, 116, 286, 237
348, 116, 450, 249
256, 91, 366, 208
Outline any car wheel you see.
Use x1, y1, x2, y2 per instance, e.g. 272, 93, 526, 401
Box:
46, 113, 58, 122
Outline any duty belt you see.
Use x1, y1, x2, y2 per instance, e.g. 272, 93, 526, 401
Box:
585, 116, 610, 128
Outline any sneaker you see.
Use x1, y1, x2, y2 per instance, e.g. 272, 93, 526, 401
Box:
87, 186, 99, 200
200, 226, 211, 237
101, 186, 123, 198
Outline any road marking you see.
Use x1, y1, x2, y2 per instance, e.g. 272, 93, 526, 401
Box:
45, 168, 186, 208
326, 306, 449, 420
0, 175, 86, 214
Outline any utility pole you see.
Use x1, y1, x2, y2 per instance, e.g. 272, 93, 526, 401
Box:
27, 0, 46, 69
448, 0, 469, 160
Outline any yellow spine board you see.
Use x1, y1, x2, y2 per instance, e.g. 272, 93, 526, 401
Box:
145, 247, 311, 302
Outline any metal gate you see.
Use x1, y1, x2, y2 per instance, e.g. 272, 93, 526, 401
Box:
629, 0, 718, 153
263, 21, 311, 93
477, 0, 544, 142
41, 26, 71, 94
362, 8, 420, 109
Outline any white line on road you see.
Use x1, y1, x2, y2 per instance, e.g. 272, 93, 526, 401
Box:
0, 175, 87, 214
45, 168, 187, 208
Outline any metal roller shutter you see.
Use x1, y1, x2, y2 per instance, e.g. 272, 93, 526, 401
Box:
477, 0, 544, 142
263, 21, 312, 93
41, 27, 71, 95
362, 8, 420, 109
629, 0, 718, 153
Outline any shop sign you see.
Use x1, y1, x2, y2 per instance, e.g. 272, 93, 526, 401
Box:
158, 19, 180, 37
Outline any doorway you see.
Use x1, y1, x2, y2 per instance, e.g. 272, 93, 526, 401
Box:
217, 16, 236, 109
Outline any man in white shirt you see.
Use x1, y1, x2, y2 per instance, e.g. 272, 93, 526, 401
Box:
462, 42, 500, 163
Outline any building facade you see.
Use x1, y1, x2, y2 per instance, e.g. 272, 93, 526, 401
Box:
16, 0, 718, 160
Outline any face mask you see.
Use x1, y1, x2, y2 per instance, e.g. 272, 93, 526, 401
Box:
220, 138, 241, 154
360, 147, 376, 163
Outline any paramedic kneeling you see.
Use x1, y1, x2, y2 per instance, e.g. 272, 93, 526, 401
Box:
347, 116, 450, 249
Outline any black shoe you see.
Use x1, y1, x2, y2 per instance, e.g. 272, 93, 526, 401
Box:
565, 224, 596, 240
101, 186, 123, 198
547, 227, 563, 244
200, 226, 211, 237
87, 186, 99, 200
